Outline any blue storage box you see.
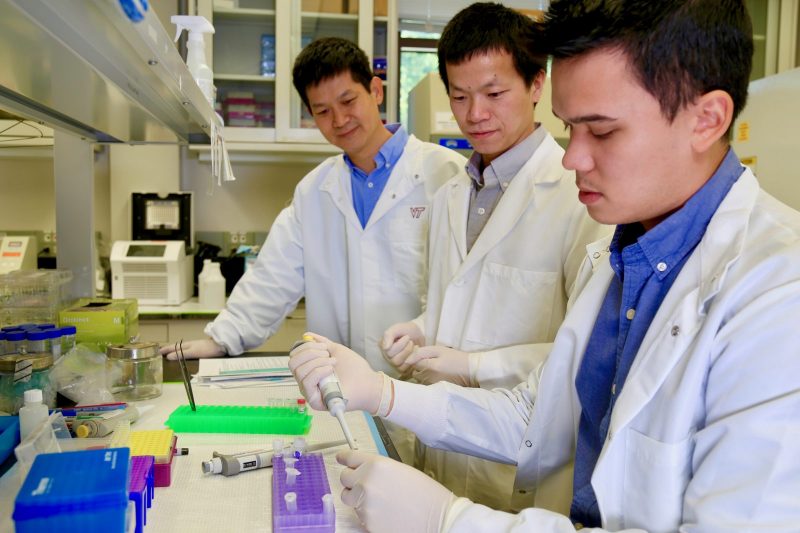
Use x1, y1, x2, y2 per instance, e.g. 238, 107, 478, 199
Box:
0, 416, 20, 465
13, 448, 131, 533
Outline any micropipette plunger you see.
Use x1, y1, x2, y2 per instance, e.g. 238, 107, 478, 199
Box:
294, 334, 357, 450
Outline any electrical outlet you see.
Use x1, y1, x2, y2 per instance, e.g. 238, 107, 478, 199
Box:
230, 233, 239, 244
43, 232, 52, 242
238, 231, 249, 245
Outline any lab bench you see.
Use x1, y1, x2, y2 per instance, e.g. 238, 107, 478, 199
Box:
0, 352, 398, 532
138, 299, 307, 352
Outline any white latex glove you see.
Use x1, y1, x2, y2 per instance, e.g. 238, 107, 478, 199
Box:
159, 338, 225, 360
338, 450, 456, 533
289, 333, 383, 413
380, 321, 425, 375
406, 345, 473, 386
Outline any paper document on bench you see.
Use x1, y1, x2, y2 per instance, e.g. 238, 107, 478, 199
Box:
194, 356, 294, 387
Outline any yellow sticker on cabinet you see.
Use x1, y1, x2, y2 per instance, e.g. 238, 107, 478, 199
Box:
736, 122, 750, 142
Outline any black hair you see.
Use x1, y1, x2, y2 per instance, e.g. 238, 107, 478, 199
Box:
292, 37, 374, 111
543, 0, 753, 135
437, 2, 547, 93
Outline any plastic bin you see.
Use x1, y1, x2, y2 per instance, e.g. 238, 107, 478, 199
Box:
13, 448, 131, 533
129, 430, 177, 487
129, 455, 155, 533
0, 416, 20, 465
165, 404, 312, 434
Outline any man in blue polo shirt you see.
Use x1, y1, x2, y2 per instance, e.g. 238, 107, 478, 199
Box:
161, 38, 465, 382
290, 1, 800, 531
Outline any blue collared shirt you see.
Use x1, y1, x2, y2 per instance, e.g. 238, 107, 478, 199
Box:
570, 149, 744, 527
344, 123, 408, 228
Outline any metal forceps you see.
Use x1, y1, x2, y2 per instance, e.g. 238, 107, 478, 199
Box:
175, 339, 196, 411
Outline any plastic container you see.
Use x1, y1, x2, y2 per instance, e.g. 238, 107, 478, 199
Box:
13, 447, 131, 533
129, 455, 155, 533
6, 330, 26, 354
165, 404, 312, 435
58, 325, 76, 354
19, 389, 50, 441
128, 430, 177, 487
272, 453, 335, 533
0, 352, 55, 415
0, 415, 20, 466
106, 342, 163, 401
198, 259, 226, 310
171, 16, 216, 106
25, 329, 51, 354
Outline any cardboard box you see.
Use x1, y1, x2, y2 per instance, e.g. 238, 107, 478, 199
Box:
59, 298, 139, 346
302, 0, 345, 14
347, 0, 388, 16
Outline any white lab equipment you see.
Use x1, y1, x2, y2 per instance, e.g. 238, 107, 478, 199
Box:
0, 236, 37, 275
171, 15, 215, 107
198, 259, 226, 310
731, 67, 800, 210
110, 240, 193, 305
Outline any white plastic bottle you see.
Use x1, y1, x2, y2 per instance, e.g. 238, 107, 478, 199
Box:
171, 15, 216, 107
198, 259, 226, 310
19, 389, 50, 441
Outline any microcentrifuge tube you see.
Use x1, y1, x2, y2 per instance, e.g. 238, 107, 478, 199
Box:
273, 438, 284, 456
285, 492, 298, 513
285, 467, 300, 486
293, 437, 306, 457
322, 493, 334, 516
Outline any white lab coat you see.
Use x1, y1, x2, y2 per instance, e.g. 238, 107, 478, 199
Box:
206, 135, 465, 375
413, 132, 608, 509
390, 168, 800, 531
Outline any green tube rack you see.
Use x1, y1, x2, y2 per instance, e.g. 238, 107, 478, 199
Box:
165, 405, 312, 435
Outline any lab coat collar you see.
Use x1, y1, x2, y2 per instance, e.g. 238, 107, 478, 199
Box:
452, 133, 566, 272
318, 135, 425, 231
604, 168, 756, 441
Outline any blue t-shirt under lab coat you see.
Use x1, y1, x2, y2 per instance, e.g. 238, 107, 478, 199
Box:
570, 149, 744, 527
344, 123, 408, 228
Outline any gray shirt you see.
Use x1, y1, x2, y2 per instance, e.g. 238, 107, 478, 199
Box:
465, 126, 547, 251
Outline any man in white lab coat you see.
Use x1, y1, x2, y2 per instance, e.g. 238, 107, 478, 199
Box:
160, 38, 465, 378
379, 3, 606, 510
290, 1, 800, 531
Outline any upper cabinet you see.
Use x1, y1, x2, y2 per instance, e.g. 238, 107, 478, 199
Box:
196, 0, 397, 151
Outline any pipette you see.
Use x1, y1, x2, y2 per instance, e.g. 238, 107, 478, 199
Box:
293, 334, 358, 450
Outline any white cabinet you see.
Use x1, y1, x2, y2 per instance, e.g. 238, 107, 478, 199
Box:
195, 0, 397, 151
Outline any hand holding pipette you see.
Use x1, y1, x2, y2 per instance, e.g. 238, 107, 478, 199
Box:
289, 334, 386, 450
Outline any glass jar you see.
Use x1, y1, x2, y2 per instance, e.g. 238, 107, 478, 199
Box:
0, 352, 55, 414
106, 342, 163, 401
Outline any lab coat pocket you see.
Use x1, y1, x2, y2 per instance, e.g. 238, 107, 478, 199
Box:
387, 218, 429, 294
623, 429, 693, 532
464, 262, 558, 347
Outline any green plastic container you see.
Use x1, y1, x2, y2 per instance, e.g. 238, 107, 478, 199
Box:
165, 405, 312, 435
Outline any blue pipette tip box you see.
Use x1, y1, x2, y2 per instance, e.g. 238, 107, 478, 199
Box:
13, 448, 131, 533
272, 453, 335, 533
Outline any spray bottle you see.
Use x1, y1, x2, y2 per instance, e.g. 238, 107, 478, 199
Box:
171, 15, 216, 107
